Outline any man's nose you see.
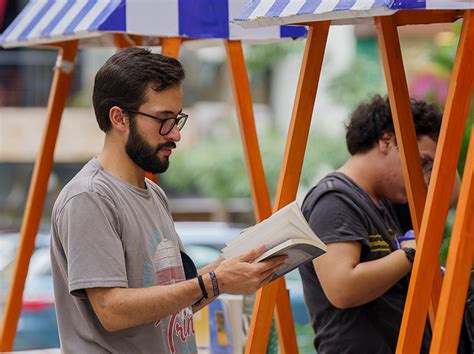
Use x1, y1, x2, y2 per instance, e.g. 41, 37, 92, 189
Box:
166, 124, 181, 142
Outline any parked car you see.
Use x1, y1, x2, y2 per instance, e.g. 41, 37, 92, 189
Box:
0, 222, 310, 350
0, 231, 58, 350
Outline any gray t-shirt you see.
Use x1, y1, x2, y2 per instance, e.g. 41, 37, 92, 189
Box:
51, 158, 197, 354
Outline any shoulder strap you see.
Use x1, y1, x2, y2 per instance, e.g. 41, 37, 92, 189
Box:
302, 174, 398, 251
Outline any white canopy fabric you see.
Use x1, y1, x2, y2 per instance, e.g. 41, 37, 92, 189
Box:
0, 0, 306, 48
235, 0, 474, 28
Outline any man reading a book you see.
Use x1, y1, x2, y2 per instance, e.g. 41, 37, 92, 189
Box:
50, 47, 286, 354
299, 95, 460, 354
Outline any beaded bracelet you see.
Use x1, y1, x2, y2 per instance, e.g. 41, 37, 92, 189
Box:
209, 271, 219, 297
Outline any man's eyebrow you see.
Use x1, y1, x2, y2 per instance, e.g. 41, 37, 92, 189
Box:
155, 109, 183, 115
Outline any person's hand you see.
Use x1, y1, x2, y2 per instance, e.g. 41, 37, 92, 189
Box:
397, 230, 416, 250
400, 239, 416, 250
214, 246, 287, 296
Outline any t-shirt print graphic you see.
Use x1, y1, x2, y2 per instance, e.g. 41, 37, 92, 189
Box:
151, 235, 197, 354
153, 237, 184, 286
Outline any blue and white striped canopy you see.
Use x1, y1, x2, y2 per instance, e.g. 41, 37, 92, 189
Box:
0, 0, 306, 48
235, 0, 474, 28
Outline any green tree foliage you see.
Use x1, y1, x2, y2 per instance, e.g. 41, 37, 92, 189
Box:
160, 130, 348, 203
328, 57, 386, 110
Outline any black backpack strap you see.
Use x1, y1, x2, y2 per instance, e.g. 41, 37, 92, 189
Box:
302, 174, 398, 251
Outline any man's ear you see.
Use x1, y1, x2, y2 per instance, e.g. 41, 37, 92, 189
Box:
378, 132, 394, 154
109, 106, 128, 132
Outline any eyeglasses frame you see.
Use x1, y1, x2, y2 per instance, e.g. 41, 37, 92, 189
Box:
123, 108, 188, 136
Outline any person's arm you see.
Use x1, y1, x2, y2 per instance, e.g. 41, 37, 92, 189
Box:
86, 246, 286, 332
198, 257, 223, 275
313, 239, 415, 309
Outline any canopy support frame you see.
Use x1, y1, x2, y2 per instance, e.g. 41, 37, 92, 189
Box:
430, 124, 474, 353
241, 21, 330, 353
396, 10, 474, 353
375, 14, 445, 323
0, 40, 79, 352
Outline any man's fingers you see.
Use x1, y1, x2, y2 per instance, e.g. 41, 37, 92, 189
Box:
256, 255, 287, 272
239, 245, 266, 262
260, 272, 276, 286
259, 266, 278, 281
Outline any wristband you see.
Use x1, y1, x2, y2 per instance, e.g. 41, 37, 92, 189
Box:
209, 271, 219, 297
194, 275, 208, 306
402, 247, 416, 264
197, 275, 208, 299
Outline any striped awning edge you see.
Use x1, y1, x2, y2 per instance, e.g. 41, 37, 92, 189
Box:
0, 0, 125, 48
235, 0, 474, 28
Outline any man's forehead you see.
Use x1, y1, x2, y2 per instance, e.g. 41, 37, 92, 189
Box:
141, 85, 183, 109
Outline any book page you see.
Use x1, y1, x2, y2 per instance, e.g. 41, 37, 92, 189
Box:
221, 201, 326, 263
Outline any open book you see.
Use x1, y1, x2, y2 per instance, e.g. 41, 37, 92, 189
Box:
221, 201, 327, 281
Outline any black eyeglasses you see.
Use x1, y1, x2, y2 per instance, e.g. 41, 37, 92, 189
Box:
124, 108, 188, 136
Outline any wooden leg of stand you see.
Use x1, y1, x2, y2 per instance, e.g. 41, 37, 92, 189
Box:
241, 22, 330, 353
375, 16, 429, 237
375, 15, 444, 322
225, 40, 282, 352
396, 10, 474, 354
0, 41, 79, 352
224, 40, 272, 221
274, 278, 300, 354
273, 21, 330, 209
161, 37, 182, 59
430, 126, 474, 353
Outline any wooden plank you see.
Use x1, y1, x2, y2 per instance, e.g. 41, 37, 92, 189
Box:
394, 10, 463, 26
247, 282, 282, 353
375, 15, 428, 240
229, 20, 330, 352
225, 40, 298, 353
267, 22, 330, 353
0, 41, 79, 351
396, 10, 474, 354
273, 21, 330, 208
161, 37, 182, 59
274, 277, 299, 354
113, 33, 136, 48
291, 10, 462, 28
430, 126, 474, 353
224, 40, 272, 221
375, 15, 444, 322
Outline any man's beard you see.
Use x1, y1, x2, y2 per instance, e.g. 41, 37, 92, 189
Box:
125, 121, 175, 174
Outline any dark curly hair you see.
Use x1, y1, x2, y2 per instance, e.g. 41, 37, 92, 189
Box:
93, 47, 185, 132
346, 95, 442, 155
